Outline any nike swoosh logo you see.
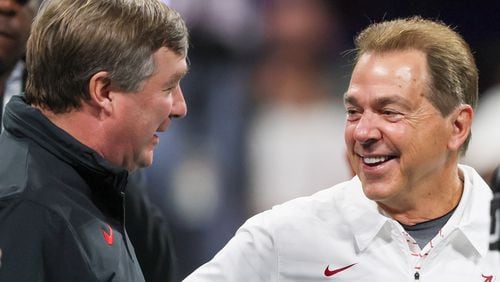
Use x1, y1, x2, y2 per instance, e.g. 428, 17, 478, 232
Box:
102, 224, 114, 246
482, 274, 493, 282
324, 263, 357, 277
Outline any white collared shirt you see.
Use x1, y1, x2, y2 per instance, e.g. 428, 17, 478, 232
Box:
184, 165, 500, 281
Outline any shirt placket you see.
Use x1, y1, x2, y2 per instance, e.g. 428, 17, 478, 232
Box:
403, 229, 445, 281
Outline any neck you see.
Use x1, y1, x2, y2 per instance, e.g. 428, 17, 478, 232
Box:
378, 164, 464, 225
37, 104, 106, 155
37, 102, 129, 172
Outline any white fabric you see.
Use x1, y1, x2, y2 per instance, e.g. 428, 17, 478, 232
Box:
184, 164, 500, 281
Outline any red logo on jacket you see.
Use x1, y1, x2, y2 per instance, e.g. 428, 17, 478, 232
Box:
102, 224, 114, 245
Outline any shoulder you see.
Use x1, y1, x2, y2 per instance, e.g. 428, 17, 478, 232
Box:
275, 178, 356, 217
0, 132, 30, 198
241, 178, 358, 236
184, 178, 363, 281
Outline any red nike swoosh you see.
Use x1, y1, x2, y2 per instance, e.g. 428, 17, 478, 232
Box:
102, 224, 114, 246
482, 274, 493, 282
324, 263, 357, 277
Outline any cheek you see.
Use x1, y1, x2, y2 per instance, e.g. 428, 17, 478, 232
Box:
382, 123, 409, 145
344, 124, 355, 144
398, 123, 445, 162
148, 98, 173, 125
155, 100, 172, 118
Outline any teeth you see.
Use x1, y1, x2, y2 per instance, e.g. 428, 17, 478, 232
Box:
363, 156, 390, 164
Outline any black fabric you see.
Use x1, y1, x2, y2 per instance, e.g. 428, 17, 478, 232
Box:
0, 94, 3, 129
490, 165, 500, 250
491, 166, 500, 193
400, 208, 455, 249
0, 96, 144, 282
126, 171, 178, 282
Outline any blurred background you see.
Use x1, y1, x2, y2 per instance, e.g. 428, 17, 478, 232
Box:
142, 0, 500, 278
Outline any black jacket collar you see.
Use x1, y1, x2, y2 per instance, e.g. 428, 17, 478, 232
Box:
3, 95, 129, 198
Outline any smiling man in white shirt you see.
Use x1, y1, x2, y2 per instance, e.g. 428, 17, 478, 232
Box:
184, 16, 500, 282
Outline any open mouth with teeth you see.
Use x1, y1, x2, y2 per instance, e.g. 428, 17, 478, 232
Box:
362, 156, 397, 166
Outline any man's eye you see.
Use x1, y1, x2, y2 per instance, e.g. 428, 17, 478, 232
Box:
382, 109, 403, 121
383, 110, 398, 115
346, 109, 361, 121
163, 87, 174, 94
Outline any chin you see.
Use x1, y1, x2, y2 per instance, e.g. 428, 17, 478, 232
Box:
139, 156, 154, 168
361, 183, 396, 202
136, 150, 155, 167
136, 160, 153, 169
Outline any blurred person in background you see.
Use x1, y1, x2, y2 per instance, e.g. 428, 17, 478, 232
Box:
0, 0, 188, 281
246, 0, 352, 214
466, 50, 500, 282
462, 56, 500, 184
462, 84, 500, 183
147, 1, 351, 277
185, 17, 500, 281
0, 0, 36, 124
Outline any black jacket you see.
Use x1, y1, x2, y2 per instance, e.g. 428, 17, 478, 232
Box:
2, 66, 177, 281
125, 172, 177, 282
0, 96, 145, 282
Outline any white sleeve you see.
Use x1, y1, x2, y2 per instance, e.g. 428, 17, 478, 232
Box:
183, 210, 278, 282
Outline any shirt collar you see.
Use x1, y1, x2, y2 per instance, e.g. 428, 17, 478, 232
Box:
340, 165, 492, 257
339, 177, 391, 252
446, 164, 492, 257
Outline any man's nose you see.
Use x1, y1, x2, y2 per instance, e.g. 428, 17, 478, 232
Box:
353, 112, 382, 145
169, 86, 187, 119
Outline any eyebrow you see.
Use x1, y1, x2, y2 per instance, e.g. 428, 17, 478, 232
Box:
163, 68, 189, 88
343, 93, 356, 105
344, 94, 412, 110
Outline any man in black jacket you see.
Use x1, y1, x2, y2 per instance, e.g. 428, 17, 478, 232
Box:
0, 1, 179, 281
0, 0, 189, 281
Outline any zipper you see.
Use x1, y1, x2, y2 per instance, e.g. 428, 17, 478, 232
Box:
414, 271, 420, 280
120, 188, 136, 261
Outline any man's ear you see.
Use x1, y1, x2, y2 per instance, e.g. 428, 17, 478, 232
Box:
88, 71, 113, 114
448, 104, 473, 151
